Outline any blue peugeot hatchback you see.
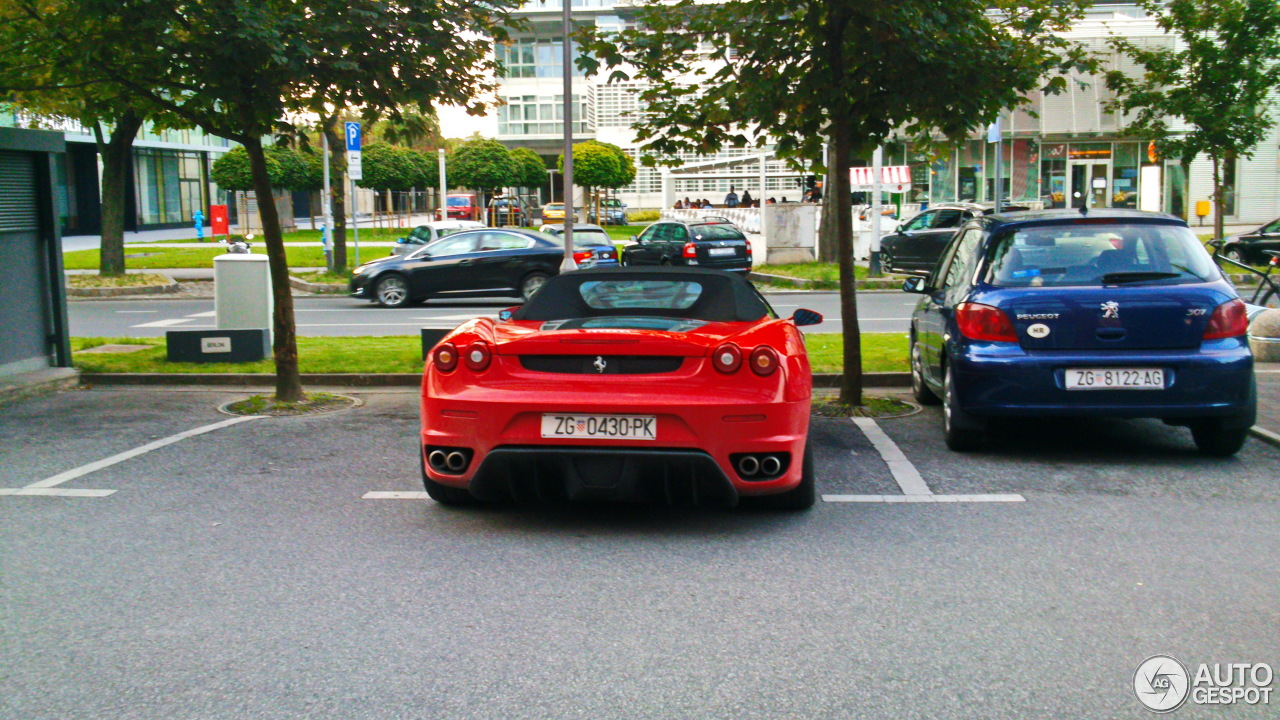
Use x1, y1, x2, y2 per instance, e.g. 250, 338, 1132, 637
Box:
904, 209, 1255, 455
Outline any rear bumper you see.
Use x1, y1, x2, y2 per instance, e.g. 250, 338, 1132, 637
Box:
952, 338, 1256, 422
463, 446, 738, 506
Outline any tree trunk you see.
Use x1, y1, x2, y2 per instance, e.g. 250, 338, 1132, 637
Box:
1211, 154, 1224, 240
831, 115, 863, 407
243, 135, 304, 402
95, 110, 144, 277
818, 136, 840, 263
323, 117, 348, 272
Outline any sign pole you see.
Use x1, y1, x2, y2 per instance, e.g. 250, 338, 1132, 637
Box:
438, 148, 447, 221
345, 121, 363, 267
322, 129, 333, 272
560, 0, 577, 272
868, 146, 883, 276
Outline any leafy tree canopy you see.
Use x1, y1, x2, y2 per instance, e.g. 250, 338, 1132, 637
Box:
450, 137, 516, 192
510, 147, 550, 189
560, 140, 635, 190
358, 143, 436, 191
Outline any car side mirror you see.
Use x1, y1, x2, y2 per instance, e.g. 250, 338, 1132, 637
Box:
1208, 239, 1224, 249
792, 308, 823, 327
902, 276, 929, 294
498, 306, 521, 322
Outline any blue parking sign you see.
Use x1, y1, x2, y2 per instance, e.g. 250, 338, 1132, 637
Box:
345, 122, 361, 152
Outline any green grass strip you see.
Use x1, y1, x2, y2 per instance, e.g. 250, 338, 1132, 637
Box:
72, 332, 908, 375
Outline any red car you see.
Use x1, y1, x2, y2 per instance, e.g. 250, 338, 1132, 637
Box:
420, 267, 823, 510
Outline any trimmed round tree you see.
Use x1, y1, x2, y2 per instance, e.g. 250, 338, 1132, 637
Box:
450, 137, 516, 223
510, 146, 549, 191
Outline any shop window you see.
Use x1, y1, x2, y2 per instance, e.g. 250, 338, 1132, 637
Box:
1111, 143, 1140, 209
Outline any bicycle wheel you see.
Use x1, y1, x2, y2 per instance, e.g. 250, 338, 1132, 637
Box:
1258, 286, 1280, 309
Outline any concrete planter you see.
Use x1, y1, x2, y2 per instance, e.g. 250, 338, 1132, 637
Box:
1248, 308, 1280, 362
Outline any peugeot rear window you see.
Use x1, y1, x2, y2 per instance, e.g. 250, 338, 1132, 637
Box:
984, 223, 1218, 287
447, 197, 471, 207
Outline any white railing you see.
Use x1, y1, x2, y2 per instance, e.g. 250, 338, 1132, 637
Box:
661, 207, 762, 234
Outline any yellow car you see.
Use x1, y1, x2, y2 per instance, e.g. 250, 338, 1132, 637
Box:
542, 203, 579, 223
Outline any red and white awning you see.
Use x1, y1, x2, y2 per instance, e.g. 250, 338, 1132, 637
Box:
850, 165, 912, 191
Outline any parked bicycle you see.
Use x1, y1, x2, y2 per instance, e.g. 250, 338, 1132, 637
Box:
1210, 238, 1279, 308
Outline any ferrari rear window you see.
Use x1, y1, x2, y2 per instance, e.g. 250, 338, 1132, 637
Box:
580, 280, 704, 310
516, 271, 771, 322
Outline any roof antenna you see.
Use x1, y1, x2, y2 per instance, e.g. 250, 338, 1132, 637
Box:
1079, 201, 1088, 216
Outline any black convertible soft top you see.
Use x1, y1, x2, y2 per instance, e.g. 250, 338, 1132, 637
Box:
514, 267, 773, 323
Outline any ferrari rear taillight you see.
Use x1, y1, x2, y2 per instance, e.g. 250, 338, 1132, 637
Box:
463, 341, 492, 371
749, 346, 780, 376
1203, 299, 1248, 340
712, 343, 742, 373
683, 242, 697, 258
956, 302, 1018, 343
433, 343, 458, 373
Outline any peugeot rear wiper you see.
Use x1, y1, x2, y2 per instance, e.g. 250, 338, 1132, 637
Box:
1101, 271, 1182, 284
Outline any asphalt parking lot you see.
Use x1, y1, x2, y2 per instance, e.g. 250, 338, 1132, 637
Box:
4, 386, 1279, 719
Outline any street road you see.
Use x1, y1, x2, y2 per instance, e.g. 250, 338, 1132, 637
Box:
4, 387, 1279, 719
69, 290, 918, 337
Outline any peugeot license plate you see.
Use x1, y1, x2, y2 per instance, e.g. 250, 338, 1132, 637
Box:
1064, 368, 1164, 390
541, 414, 657, 440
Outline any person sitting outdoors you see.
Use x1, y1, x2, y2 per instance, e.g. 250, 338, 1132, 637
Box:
741, 190, 754, 207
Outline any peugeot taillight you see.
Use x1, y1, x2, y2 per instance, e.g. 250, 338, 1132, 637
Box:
955, 302, 1018, 342
749, 346, 780, 376
683, 242, 697, 258
433, 343, 458, 372
463, 341, 492, 371
1203, 299, 1248, 340
712, 343, 742, 373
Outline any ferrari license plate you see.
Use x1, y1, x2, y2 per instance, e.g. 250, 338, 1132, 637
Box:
1064, 368, 1164, 390
541, 414, 657, 440
708, 247, 736, 256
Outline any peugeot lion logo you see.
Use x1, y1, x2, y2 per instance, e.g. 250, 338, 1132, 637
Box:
1101, 301, 1120, 319
593, 356, 607, 373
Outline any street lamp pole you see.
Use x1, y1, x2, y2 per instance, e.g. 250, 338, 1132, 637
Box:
560, 0, 577, 272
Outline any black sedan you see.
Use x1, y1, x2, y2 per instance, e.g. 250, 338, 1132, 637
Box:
621, 219, 752, 272
1221, 217, 1280, 265
349, 228, 615, 307
879, 203, 987, 274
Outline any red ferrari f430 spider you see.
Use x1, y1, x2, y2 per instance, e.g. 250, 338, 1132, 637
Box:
420, 267, 822, 510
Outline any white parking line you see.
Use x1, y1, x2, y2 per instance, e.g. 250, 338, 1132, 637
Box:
852, 417, 931, 495
131, 318, 197, 328
2, 416, 260, 499
830, 417, 1026, 504
824, 494, 1025, 503
363, 491, 431, 500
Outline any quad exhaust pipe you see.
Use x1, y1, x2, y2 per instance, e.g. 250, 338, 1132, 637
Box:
427, 448, 471, 474
735, 454, 786, 478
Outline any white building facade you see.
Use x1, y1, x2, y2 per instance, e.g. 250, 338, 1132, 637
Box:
497, 1, 1279, 224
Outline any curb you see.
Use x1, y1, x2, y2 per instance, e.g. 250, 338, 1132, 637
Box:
288, 276, 347, 294
749, 271, 905, 292
1249, 426, 1280, 449
66, 277, 180, 297
78, 371, 912, 388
